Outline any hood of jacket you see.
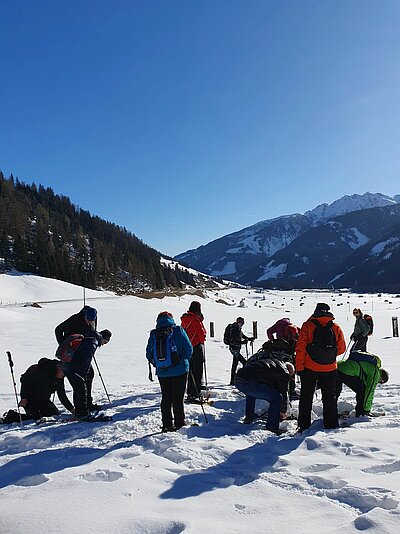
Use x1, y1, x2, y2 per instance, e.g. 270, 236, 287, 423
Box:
156, 315, 176, 330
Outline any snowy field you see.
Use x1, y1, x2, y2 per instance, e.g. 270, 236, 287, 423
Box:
1, 273, 400, 534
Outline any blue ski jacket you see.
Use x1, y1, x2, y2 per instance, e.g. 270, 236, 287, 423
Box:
66, 331, 102, 377
146, 315, 193, 378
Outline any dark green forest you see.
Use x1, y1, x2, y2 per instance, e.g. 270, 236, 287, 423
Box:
0, 172, 208, 293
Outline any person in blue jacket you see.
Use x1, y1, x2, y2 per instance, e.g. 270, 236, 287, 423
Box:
146, 311, 193, 432
65, 329, 112, 420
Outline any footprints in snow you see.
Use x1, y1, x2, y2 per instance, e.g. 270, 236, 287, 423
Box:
79, 469, 124, 482
362, 460, 400, 475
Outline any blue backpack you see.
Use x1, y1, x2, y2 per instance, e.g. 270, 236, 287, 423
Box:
151, 326, 180, 370
348, 351, 381, 367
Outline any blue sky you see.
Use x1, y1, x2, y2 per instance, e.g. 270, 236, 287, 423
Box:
1, 1, 400, 256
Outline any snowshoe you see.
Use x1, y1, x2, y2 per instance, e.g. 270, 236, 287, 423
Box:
76, 413, 112, 423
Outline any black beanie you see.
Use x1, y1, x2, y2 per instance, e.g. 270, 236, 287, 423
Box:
189, 301, 201, 314
314, 302, 330, 314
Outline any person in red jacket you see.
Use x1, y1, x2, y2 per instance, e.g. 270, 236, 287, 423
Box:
296, 302, 346, 432
181, 301, 207, 402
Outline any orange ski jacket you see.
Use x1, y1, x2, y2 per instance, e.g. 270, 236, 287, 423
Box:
295, 315, 346, 373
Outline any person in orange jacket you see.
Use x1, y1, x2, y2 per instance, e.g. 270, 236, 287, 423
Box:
296, 302, 346, 432
181, 301, 207, 402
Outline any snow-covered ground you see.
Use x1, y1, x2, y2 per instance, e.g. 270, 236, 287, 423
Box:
1, 273, 400, 533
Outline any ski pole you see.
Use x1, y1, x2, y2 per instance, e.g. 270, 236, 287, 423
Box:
6, 351, 23, 424
189, 369, 208, 424
92, 355, 111, 405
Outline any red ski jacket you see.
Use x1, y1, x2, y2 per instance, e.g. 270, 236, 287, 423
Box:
181, 312, 206, 347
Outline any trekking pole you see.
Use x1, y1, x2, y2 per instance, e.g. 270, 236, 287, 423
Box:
148, 361, 154, 382
340, 341, 352, 361
250, 340, 254, 356
245, 342, 249, 360
92, 355, 111, 405
203, 343, 209, 391
6, 351, 23, 425
189, 369, 208, 424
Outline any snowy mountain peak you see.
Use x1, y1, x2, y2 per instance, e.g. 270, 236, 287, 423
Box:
304, 192, 398, 225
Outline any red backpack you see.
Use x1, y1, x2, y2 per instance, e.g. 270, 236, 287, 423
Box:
363, 314, 374, 336
55, 334, 84, 364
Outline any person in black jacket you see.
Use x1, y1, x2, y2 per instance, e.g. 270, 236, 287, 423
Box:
1, 358, 74, 424
55, 306, 99, 410
64, 329, 111, 419
234, 355, 295, 434
228, 317, 253, 386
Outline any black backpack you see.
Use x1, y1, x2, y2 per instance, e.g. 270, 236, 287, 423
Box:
223, 323, 233, 345
306, 320, 338, 365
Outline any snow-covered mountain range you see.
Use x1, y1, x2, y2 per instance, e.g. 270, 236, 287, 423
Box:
175, 193, 400, 291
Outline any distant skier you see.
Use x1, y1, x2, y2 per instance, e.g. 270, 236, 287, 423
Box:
55, 306, 100, 410
336, 351, 388, 417
350, 308, 371, 352
234, 356, 295, 435
64, 329, 112, 421
1, 358, 74, 424
296, 303, 346, 432
224, 317, 253, 386
146, 311, 192, 432
181, 301, 207, 402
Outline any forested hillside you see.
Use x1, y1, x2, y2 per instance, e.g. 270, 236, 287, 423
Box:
0, 172, 211, 292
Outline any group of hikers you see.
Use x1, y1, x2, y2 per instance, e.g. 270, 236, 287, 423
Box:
1, 300, 389, 437
2, 306, 112, 424
146, 300, 388, 434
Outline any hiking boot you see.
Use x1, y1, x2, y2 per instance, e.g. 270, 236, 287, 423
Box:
161, 425, 176, 433
174, 421, 186, 430
89, 403, 102, 412
243, 414, 257, 424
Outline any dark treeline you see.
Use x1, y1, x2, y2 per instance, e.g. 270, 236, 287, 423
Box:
0, 172, 202, 292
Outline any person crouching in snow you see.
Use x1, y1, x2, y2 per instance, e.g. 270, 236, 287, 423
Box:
146, 311, 193, 432
1, 358, 74, 424
64, 329, 112, 421
234, 355, 295, 435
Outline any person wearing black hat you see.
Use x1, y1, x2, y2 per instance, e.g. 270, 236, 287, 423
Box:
350, 308, 371, 352
55, 306, 100, 410
181, 301, 207, 402
227, 317, 253, 386
1, 358, 74, 424
296, 303, 346, 432
64, 329, 112, 420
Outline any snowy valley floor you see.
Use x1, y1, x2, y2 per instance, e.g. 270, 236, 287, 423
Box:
1, 274, 400, 533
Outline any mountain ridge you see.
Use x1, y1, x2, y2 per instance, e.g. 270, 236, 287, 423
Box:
175, 192, 400, 291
